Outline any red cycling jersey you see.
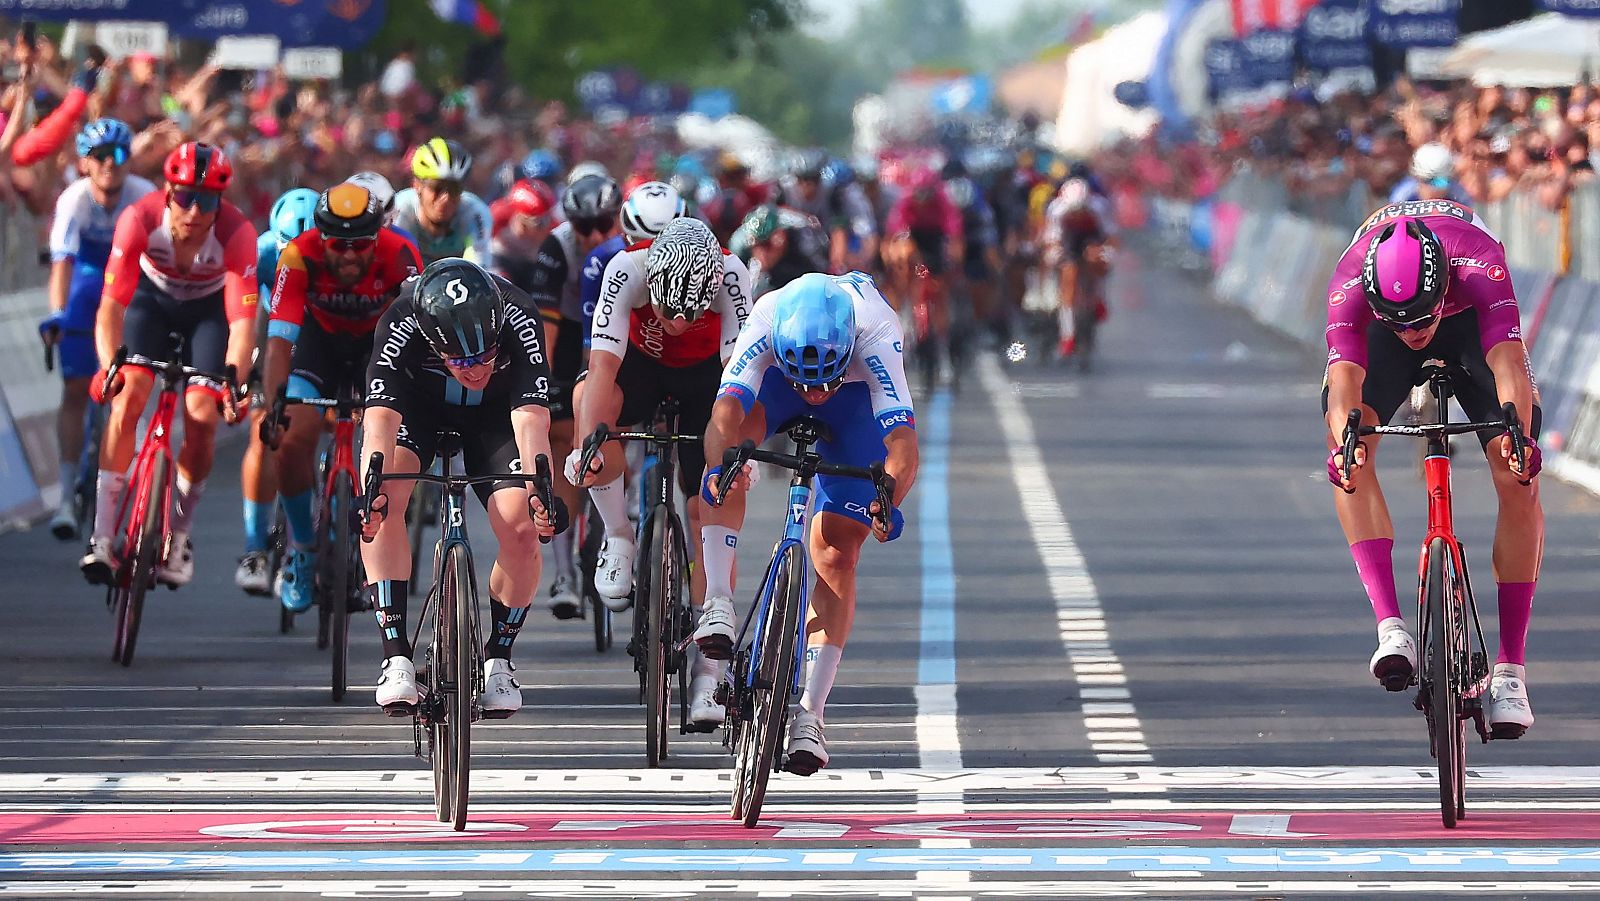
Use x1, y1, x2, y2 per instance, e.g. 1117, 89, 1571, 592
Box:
103, 190, 259, 323
270, 227, 422, 337
887, 188, 961, 241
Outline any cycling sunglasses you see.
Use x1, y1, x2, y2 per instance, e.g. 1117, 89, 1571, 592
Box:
442, 346, 498, 369
422, 180, 463, 197
1379, 307, 1443, 334
324, 235, 377, 253
87, 144, 128, 165
169, 189, 222, 213
571, 216, 615, 237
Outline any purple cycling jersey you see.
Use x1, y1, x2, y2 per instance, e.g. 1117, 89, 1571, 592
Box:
1325, 199, 1522, 369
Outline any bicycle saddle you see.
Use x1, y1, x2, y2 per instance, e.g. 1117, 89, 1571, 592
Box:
436, 430, 464, 457
1413, 359, 1468, 387
775, 416, 833, 445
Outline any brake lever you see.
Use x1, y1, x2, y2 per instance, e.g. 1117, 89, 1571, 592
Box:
576, 423, 609, 484
532, 453, 556, 545
716, 440, 756, 504
1502, 402, 1528, 476
1342, 408, 1362, 487
871, 463, 896, 533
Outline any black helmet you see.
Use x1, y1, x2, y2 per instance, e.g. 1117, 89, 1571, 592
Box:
562, 174, 622, 225
314, 182, 384, 241
412, 258, 503, 361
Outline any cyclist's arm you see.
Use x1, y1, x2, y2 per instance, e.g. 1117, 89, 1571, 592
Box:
502, 285, 556, 474
222, 217, 262, 383
46, 189, 80, 317
718, 254, 754, 363
47, 259, 73, 319
708, 299, 778, 470
363, 303, 419, 496
96, 205, 149, 369
1324, 360, 1366, 444
264, 240, 312, 403
463, 193, 495, 272
1486, 341, 1537, 439
527, 232, 568, 349
883, 424, 918, 509
580, 254, 639, 438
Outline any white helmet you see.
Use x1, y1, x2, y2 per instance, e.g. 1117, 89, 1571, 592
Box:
646, 218, 725, 322
346, 171, 397, 214
1058, 178, 1091, 213
1410, 142, 1454, 184
621, 181, 687, 243
567, 160, 610, 186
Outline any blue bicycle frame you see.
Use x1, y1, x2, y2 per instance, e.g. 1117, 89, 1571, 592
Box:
742, 480, 814, 694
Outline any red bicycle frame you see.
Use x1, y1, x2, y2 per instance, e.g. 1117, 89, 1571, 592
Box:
323, 415, 359, 508
111, 373, 184, 579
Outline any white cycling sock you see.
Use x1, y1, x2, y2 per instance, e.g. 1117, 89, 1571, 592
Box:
701, 525, 738, 599
589, 473, 629, 537
171, 474, 206, 536
58, 459, 76, 505
93, 470, 127, 541
690, 643, 723, 681
799, 643, 843, 720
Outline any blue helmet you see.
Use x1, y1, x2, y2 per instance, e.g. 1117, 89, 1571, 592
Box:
772, 274, 857, 388
822, 159, 854, 187
270, 188, 321, 247
520, 149, 562, 183
76, 118, 132, 159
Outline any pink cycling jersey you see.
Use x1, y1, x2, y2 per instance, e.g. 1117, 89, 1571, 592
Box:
1325, 199, 1521, 369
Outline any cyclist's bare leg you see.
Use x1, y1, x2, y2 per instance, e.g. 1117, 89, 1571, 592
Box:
241, 409, 278, 524
487, 484, 544, 608
1330, 419, 1393, 544
799, 510, 870, 719
688, 495, 706, 608
273, 405, 323, 499
1486, 437, 1544, 583
550, 415, 580, 548
698, 403, 763, 599
358, 446, 419, 582
57, 376, 90, 480
100, 367, 154, 474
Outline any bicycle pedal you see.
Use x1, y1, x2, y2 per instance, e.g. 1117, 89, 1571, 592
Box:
381, 702, 416, 718
479, 709, 516, 721
1373, 656, 1414, 693
682, 720, 720, 734
782, 751, 822, 777
550, 601, 581, 621
1490, 723, 1527, 741
696, 635, 734, 662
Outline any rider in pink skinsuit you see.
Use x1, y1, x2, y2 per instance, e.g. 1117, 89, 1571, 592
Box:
1325, 200, 1521, 369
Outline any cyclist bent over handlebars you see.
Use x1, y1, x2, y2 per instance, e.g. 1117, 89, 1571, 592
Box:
1323, 200, 1542, 736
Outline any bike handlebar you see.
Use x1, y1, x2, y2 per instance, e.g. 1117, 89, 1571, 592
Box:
362, 450, 557, 534
716, 438, 897, 533
1340, 402, 1528, 486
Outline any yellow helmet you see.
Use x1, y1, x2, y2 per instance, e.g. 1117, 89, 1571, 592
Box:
411, 137, 472, 182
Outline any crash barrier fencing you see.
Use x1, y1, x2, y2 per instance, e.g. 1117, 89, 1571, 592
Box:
1160, 168, 1600, 494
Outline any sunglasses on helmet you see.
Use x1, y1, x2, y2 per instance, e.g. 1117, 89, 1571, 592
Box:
324, 235, 377, 253
169, 189, 222, 213
572, 216, 614, 237
441, 346, 498, 369
87, 144, 128, 165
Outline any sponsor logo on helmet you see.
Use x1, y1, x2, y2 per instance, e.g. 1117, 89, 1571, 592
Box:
866, 354, 898, 401
445, 278, 469, 305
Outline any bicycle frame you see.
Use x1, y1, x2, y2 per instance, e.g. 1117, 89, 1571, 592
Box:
742, 478, 813, 694
113, 380, 181, 574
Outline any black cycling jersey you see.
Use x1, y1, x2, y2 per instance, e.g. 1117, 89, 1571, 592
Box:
365, 273, 551, 413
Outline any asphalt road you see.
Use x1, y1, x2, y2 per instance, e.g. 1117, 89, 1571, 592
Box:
4, 242, 1600, 899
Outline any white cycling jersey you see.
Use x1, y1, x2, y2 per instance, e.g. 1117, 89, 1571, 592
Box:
49, 175, 156, 268
718, 272, 915, 434
590, 244, 753, 367
391, 188, 494, 270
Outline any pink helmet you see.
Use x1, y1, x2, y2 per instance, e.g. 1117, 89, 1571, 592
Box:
1361, 217, 1447, 329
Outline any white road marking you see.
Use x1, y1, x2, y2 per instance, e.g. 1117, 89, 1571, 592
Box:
979, 358, 1152, 763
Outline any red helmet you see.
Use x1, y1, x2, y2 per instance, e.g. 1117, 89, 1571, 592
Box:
507, 179, 556, 219
163, 142, 233, 191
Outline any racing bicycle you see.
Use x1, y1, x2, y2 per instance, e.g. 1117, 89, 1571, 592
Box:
577, 397, 701, 768
714, 418, 894, 826
1340, 361, 1531, 829
363, 439, 555, 831
92, 338, 238, 666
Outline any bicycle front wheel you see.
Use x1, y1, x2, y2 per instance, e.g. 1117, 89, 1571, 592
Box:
735, 546, 803, 828
1424, 536, 1463, 829
444, 540, 477, 832
269, 507, 292, 633
643, 505, 670, 767
113, 454, 166, 667
329, 475, 356, 702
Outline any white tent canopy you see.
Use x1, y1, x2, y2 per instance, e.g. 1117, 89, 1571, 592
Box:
1440, 13, 1600, 87
1053, 11, 1168, 154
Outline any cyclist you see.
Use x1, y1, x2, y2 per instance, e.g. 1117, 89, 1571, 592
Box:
702, 271, 917, 773
729, 203, 830, 296
235, 187, 319, 594
347, 171, 413, 245
884, 168, 964, 383
1042, 178, 1114, 360
567, 216, 751, 725
359, 259, 562, 717
527, 173, 623, 617
1390, 143, 1472, 206
701, 152, 771, 246
264, 183, 423, 613
575, 180, 687, 353
942, 158, 1005, 352
521, 149, 564, 193
491, 178, 557, 291
81, 142, 256, 587
774, 152, 877, 274
41, 118, 154, 541
1324, 200, 1542, 736
391, 138, 494, 269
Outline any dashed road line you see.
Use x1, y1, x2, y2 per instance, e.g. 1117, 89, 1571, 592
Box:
978, 358, 1151, 763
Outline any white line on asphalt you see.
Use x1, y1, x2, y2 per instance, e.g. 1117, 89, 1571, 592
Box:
978, 357, 1152, 764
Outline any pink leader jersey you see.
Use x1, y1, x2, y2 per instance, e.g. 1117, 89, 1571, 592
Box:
1325, 199, 1522, 369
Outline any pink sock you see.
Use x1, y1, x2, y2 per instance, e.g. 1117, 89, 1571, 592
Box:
1496, 582, 1535, 665
1350, 538, 1402, 624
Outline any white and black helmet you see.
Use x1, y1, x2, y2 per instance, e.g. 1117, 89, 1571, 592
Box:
646, 218, 724, 322
621, 181, 687, 244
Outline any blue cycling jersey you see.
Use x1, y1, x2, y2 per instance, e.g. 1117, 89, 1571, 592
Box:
579, 234, 626, 348
256, 233, 280, 314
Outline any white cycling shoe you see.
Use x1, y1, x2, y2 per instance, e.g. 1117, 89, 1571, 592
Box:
687, 672, 725, 730
235, 551, 271, 596
376, 656, 419, 715
784, 709, 829, 776
156, 534, 195, 588
547, 573, 581, 620
1370, 619, 1418, 692
595, 534, 635, 610
480, 658, 522, 719
80, 537, 114, 586
1489, 663, 1533, 739
693, 595, 737, 660
49, 505, 78, 541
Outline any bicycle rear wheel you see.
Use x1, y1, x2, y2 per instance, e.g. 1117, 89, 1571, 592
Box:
444, 540, 477, 831
1424, 537, 1463, 829
734, 546, 803, 828
112, 454, 166, 667
642, 505, 669, 767
329, 475, 355, 702
270, 507, 292, 633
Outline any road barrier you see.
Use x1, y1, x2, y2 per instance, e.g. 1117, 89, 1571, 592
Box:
1166, 169, 1600, 495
